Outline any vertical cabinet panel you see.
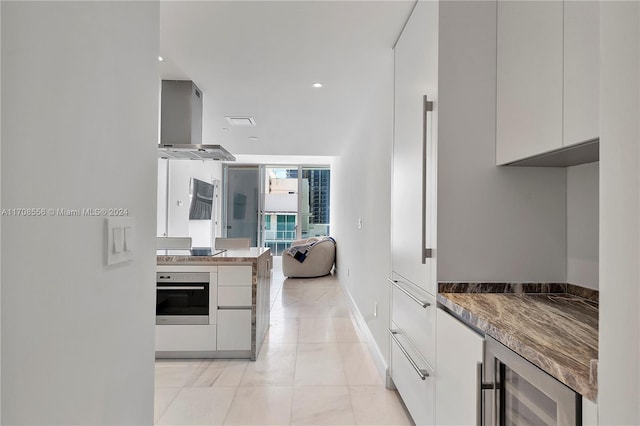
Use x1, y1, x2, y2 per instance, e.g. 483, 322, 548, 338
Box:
435, 309, 484, 426
217, 309, 251, 351
392, 0, 438, 296
496, 1, 563, 165
564, 1, 600, 146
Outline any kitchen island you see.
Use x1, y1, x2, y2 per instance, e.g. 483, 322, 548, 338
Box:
437, 283, 598, 402
156, 247, 272, 360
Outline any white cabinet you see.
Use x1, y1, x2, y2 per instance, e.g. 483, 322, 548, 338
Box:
496, 1, 600, 165
435, 308, 484, 426
390, 331, 435, 426
496, 0, 564, 165
216, 265, 253, 352
156, 324, 217, 352
563, 1, 599, 147
391, 279, 436, 367
582, 397, 598, 426
217, 309, 251, 351
391, 0, 438, 297
218, 265, 252, 286
390, 2, 438, 423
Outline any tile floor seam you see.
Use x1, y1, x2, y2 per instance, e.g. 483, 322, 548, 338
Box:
154, 387, 181, 424
219, 383, 242, 425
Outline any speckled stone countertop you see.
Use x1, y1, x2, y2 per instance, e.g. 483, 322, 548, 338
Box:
157, 247, 271, 265
437, 283, 598, 401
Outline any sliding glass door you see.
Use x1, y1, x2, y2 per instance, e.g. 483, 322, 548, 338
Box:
223, 166, 261, 247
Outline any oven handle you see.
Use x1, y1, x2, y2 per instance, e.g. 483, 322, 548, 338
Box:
157, 286, 206, 291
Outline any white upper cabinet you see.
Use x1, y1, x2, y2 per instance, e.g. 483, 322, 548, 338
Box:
496, 1, 564, 165
564, 1, 600, 147
392, 0, 438, 295
497, 1, 600, 165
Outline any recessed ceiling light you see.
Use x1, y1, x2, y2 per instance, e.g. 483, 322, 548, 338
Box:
225, 116, 256, 126
248, 136, 259, 141
312, 82, 323, 88
158, 56, 164, 62
222, 128, 229, 132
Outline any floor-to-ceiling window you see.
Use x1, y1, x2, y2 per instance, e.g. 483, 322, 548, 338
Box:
263, 167, 299, 255
301, 167, 331, 239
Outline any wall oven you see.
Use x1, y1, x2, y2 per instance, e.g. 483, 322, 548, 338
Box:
481, 336, 581, 426
156, 272, 210, 325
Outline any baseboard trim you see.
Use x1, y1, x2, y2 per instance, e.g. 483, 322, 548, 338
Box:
338, 278, 389, 381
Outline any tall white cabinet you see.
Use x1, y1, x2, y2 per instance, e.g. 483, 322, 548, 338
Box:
392, 0, 438, 297
390, 2, 439, 424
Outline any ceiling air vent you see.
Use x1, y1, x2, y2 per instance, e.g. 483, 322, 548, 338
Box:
225, 116, 256, 126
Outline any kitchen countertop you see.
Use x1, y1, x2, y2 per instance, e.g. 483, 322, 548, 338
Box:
157, 247, 271, 265
437, 285, 598, 401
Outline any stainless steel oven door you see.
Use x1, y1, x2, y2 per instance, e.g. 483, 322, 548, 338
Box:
482, 336, 580, 426
156, 272, 210, 325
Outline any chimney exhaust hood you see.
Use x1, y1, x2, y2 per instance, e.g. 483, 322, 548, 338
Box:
158, 80, 235, 161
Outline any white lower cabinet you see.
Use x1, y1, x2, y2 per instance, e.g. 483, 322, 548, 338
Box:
390, 331, 435, 426
389, 276, 436, 425
582, 397, 598, 426
155, 324, 217, 352
435, 308, 484, 426
217, 309, 251, 351
391, 279, 436, 367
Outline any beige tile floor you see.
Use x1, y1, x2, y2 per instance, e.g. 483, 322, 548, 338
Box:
154, 257, 412, 425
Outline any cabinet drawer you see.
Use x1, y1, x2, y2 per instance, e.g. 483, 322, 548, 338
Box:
218, 286, 252, 307
390, 330, 434, 425
218, 265, 252, 286
391, 279, 436, 367
217, 309, 251, 351
155, 324, 217, 352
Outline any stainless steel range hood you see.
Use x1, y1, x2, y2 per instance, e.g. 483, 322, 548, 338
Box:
158, 80, 235, 161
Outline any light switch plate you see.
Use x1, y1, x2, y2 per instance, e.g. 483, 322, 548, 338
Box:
113, 226, 124, 253
106, 217, 134, 266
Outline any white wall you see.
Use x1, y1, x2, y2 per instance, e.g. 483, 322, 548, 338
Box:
0, 2, 3, 416
599, 2, 640, 424
332, 50, 394, 372
1, 2, 158, 424
567, 162, 599, 289
437, 1, 567, 283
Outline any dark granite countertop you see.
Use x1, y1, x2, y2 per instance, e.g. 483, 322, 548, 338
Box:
437, 284, 598, 401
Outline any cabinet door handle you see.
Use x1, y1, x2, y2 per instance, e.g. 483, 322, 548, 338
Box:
388, 278, 431, 308
388, 329, 430, 380
422, 95, 434, 263
477, 362, 483, 426
477, 361, 497, 426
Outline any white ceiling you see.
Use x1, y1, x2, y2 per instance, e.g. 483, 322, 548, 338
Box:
159, 1, 415, 158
